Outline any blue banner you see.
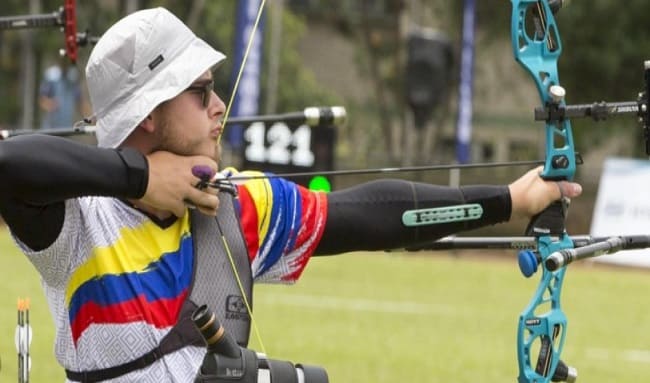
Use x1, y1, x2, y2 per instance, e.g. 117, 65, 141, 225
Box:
227, 0, 266, 149
455, 0, 476, 164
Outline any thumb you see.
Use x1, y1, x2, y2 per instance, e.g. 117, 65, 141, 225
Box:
557, 181, 582, 199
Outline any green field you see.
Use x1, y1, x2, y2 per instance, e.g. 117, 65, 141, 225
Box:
1, 228, 650, 382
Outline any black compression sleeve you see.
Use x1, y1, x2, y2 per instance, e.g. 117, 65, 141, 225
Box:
0, 134, 148, 203
0, 134, 149, 250
314, 179, 511, 255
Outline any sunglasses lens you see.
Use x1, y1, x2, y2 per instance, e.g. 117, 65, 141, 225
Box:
185, 81, 214, 108
203, 82, 213, 107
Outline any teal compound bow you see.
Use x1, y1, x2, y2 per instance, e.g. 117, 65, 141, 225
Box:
509, 1, 649, 382
510, 1, 579, 382
413, 2, 650, 382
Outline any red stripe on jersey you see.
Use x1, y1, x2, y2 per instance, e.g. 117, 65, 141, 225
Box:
282, 189, 328, 281
70, 290, 188, 346
236, 185, 260, 262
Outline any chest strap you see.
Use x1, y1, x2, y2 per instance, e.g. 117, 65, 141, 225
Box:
65, 302, 204, 382
66, 192, 253, 382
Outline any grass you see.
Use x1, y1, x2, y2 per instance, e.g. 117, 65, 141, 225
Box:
0, 230, 64, 382
251, 253, 650, 382
1, 228, 650, 382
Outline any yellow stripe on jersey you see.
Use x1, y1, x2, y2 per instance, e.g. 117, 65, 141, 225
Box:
64, 213, 191, 305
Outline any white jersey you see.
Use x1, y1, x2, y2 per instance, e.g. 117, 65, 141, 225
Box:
16, 197, 205, 382
12, 174, 328, 382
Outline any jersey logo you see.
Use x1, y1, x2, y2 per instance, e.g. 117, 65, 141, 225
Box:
225, 295, 249, 321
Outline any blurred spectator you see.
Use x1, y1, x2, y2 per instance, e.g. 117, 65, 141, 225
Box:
38, 62, 82, 130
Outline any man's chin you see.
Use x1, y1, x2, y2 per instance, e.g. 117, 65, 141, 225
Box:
156, 142, 220, 163
194, 144, 220, 162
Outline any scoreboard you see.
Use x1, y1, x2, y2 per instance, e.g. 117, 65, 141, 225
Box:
237, 106, 345, 190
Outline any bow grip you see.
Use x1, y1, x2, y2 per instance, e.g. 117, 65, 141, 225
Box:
524, 199, 568, 237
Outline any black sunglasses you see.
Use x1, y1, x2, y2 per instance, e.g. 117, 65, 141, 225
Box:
185, 80, 214, 108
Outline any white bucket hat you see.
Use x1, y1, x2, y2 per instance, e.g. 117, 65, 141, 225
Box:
86, 7, 226, 148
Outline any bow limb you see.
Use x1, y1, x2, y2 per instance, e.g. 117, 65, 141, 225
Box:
511, 1, 577, 382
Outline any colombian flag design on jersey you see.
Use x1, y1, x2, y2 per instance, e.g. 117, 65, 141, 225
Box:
63, 172, 327, 345
230, 169, 328, 282
66, 215, 193, 345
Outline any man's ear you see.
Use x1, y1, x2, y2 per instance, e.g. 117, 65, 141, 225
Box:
138, 114, 155, 133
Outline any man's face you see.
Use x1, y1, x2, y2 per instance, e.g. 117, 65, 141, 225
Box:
152, 71, 225, 161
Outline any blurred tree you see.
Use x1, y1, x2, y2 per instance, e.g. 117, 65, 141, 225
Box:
0, 0, 338, 131
447, 1, 650, 156
558, 0, 650, 155
3, 0, 649, 161
0, 1, 37, 128
262, 7, 340, 113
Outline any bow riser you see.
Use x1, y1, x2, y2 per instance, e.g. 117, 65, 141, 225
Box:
511, 1, 577, 382
512, 0, 576, 181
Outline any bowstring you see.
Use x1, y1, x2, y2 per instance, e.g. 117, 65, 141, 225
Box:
216, 0, 268, 355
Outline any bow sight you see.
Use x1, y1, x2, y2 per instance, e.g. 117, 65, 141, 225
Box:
533, 61, 650, 154
192, 305, 329, 383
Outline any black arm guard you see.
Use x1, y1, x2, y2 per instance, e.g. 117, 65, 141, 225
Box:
315, 179, 511, 255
